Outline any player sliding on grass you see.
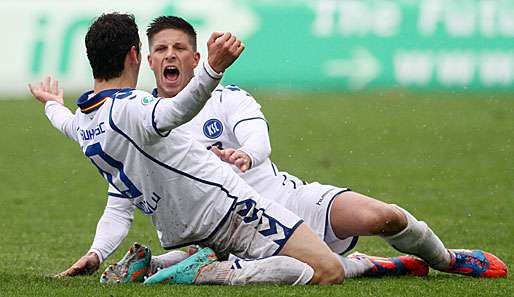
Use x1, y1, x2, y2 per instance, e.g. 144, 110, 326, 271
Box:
54, 16, 507, 283
30, 12, 354, 285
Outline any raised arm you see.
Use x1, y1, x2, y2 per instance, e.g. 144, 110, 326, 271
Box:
152, 32, 245, 133
29, 77, 79, 142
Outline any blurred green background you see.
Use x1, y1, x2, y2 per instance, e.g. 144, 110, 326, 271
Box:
2, 0, 514, 94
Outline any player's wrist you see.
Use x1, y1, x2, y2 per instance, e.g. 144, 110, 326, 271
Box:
87, 250, 102, 265
44, 100, 61, 108
204, 61, 223, 80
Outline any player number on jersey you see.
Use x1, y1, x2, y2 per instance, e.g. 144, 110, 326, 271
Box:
84, 142, 142, 198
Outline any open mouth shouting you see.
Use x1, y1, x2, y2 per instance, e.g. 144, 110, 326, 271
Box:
163, 65, 180, 83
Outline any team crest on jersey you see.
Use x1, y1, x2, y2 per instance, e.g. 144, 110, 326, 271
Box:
141, 96, 155, 105
203, 119, 223, 139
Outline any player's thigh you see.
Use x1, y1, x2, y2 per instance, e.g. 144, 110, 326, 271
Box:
330, 191, 406, 238
279, 223, 344, 285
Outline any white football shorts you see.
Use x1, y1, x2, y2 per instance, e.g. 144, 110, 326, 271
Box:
198, 189, 304, 260
283, 182, 358, 254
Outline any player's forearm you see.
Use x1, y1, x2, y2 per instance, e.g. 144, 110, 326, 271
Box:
235, 120, 271, 168
154, 61, 222, 132
88, 198, 135, 263
44, 101, 78, 141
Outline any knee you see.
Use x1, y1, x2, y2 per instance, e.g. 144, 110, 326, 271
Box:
367, 204, 407, 236
309, 257, 344, 285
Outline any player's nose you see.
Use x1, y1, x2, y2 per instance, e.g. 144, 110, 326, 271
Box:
164, 49, 177, 61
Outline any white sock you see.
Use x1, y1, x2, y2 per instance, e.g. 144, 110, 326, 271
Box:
195, 256, 314, 285
337, 254, 374, 278
383, 204, 451, 270
149, 250, 189, 274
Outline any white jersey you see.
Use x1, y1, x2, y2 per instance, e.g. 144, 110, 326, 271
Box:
173, 85, 304, 206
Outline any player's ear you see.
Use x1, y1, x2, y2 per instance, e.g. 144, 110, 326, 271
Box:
193, 52, 200, 68
129, 45, 140, 64
147, 53, 152, 67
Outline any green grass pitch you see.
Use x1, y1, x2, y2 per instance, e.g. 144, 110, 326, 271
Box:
0, 91, 512, 296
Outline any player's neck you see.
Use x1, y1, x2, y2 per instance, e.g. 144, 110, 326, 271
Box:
93, 75, 137, 94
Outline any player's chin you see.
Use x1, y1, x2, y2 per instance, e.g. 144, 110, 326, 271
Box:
159, 78, 180, 97
161, 82, 180, 97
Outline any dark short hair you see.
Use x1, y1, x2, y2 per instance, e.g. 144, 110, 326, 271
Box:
85, 13, 141, 80
146, 16, 197, 51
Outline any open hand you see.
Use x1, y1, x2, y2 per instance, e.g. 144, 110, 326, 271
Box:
28, 76, 64, 105
55, 252, 100, 277
207, 32, 245, 74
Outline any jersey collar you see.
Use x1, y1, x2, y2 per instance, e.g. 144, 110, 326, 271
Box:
76, 88, 131, 114
151, 88, 159, 98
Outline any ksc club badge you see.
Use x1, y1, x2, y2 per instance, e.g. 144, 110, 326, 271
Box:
203, 119, 223, 139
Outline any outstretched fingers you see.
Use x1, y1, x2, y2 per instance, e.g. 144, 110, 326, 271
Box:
28, 76, 65, 105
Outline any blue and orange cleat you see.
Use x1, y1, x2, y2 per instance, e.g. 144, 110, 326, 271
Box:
100, 242, 152, 284
348, 252, 429, 277
442, 249, 508, 278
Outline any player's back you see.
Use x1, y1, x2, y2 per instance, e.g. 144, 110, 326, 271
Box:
75, 88, 254, 249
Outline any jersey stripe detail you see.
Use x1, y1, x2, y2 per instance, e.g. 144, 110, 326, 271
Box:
76, 88, 132, 114
232, 117, 268, 134
81, 97, 108, 113
272, 219, 304, 256
151, 99, 171, 137
270, 162, 278, 176
203, 62, 222, 81
107, 192, 126, 198
232, 259, 242, 269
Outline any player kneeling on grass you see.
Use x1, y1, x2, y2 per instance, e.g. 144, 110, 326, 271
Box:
30, 12, 349, 285
53, 15, 507, 284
